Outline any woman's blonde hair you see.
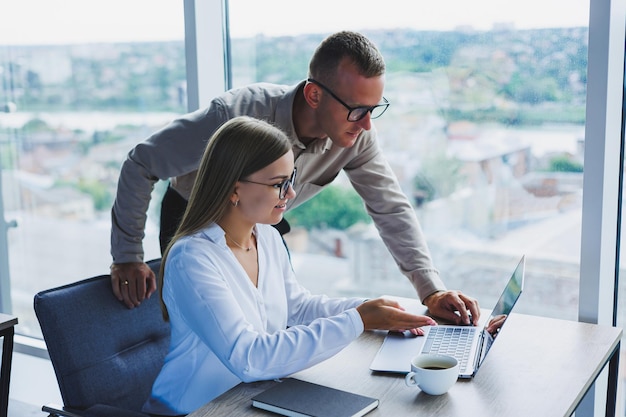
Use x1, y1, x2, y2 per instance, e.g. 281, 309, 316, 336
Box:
158, 116, 291, 320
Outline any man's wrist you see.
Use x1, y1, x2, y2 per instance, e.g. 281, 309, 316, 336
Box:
422, 290, 443, 306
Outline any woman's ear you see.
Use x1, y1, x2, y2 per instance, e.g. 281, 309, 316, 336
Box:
303, 81, 321, 109
229, 186, 240, 207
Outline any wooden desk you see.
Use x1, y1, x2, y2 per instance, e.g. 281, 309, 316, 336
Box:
188, 313, 621, 417
0, 313, 17, 417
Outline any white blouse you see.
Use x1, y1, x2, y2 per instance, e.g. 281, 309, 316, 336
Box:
143, 223, 366, 416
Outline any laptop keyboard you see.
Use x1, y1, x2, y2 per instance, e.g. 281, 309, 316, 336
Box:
422, 326, 476, 372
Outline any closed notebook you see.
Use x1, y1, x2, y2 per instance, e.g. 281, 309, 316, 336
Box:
251, 377, 379, 417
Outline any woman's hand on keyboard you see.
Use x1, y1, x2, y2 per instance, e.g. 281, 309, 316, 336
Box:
357, 298, 437, 335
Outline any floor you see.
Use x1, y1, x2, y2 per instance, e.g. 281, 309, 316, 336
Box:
8, 399, 41, 417
8, 350, 62, 417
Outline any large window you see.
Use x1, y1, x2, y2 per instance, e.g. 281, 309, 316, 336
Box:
0, 1, 185, 337
228, 0, 589, 315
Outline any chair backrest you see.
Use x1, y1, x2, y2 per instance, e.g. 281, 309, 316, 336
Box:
34, 259, 169, 413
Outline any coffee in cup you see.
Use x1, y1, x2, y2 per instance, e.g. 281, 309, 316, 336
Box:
404, 354, 459, 395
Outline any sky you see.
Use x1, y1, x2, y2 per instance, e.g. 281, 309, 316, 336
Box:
1, 0, 590, 45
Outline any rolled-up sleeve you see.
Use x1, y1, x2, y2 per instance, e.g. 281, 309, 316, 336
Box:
344, 131, 447, 301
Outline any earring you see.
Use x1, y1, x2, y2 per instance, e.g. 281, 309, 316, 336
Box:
232, 200, 239, 207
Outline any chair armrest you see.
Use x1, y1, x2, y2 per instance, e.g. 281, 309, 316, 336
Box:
42, 402, 153, 417
42, 403, 86, 417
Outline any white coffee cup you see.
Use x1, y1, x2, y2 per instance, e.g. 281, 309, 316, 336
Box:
404, 354, 459, 395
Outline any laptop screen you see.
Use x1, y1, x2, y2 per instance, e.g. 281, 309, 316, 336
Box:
477, 255, 525, 367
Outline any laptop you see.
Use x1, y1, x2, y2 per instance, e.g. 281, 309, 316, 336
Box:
369, 255, 525, 379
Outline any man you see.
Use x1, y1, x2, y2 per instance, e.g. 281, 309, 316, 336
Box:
110, 30, 480, 325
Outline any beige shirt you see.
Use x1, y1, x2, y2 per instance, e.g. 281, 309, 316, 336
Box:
111, 81, 446, 301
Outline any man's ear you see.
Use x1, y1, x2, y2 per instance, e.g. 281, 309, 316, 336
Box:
303, 81, 321, 109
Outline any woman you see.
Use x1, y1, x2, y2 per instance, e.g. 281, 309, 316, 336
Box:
143, 116, 436, 416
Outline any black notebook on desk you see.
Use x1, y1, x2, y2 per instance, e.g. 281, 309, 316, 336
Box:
251, 377, 379, 417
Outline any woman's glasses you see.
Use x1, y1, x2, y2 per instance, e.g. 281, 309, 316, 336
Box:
240, 168, 297, 200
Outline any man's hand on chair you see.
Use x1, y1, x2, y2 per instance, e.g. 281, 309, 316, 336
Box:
110, 262, 157, 309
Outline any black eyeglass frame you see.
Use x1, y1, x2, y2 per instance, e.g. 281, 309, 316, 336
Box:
307, 78, 390, 122
240, 168, 297, 200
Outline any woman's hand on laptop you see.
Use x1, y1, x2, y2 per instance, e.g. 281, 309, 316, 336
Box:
357, 298, 437, 336
423, 290, 480, 326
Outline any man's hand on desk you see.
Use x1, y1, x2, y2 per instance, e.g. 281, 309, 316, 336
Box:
110, 262, 157, 309
357, 298, 437, 336
423, 290, 480, 326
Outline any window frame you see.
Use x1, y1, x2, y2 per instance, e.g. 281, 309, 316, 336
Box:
577, 0, 626, 413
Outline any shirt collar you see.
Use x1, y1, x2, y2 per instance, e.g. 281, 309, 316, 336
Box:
274, 81, 302, 142
202, 223, 258, 247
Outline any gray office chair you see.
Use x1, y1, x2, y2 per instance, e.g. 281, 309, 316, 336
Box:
34, 259, 169, 417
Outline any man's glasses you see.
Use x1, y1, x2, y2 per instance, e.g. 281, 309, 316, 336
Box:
240, 168, 297, 200
307, 78, 390, 122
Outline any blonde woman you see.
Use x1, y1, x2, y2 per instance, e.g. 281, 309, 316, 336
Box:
143, 116, 436, 416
